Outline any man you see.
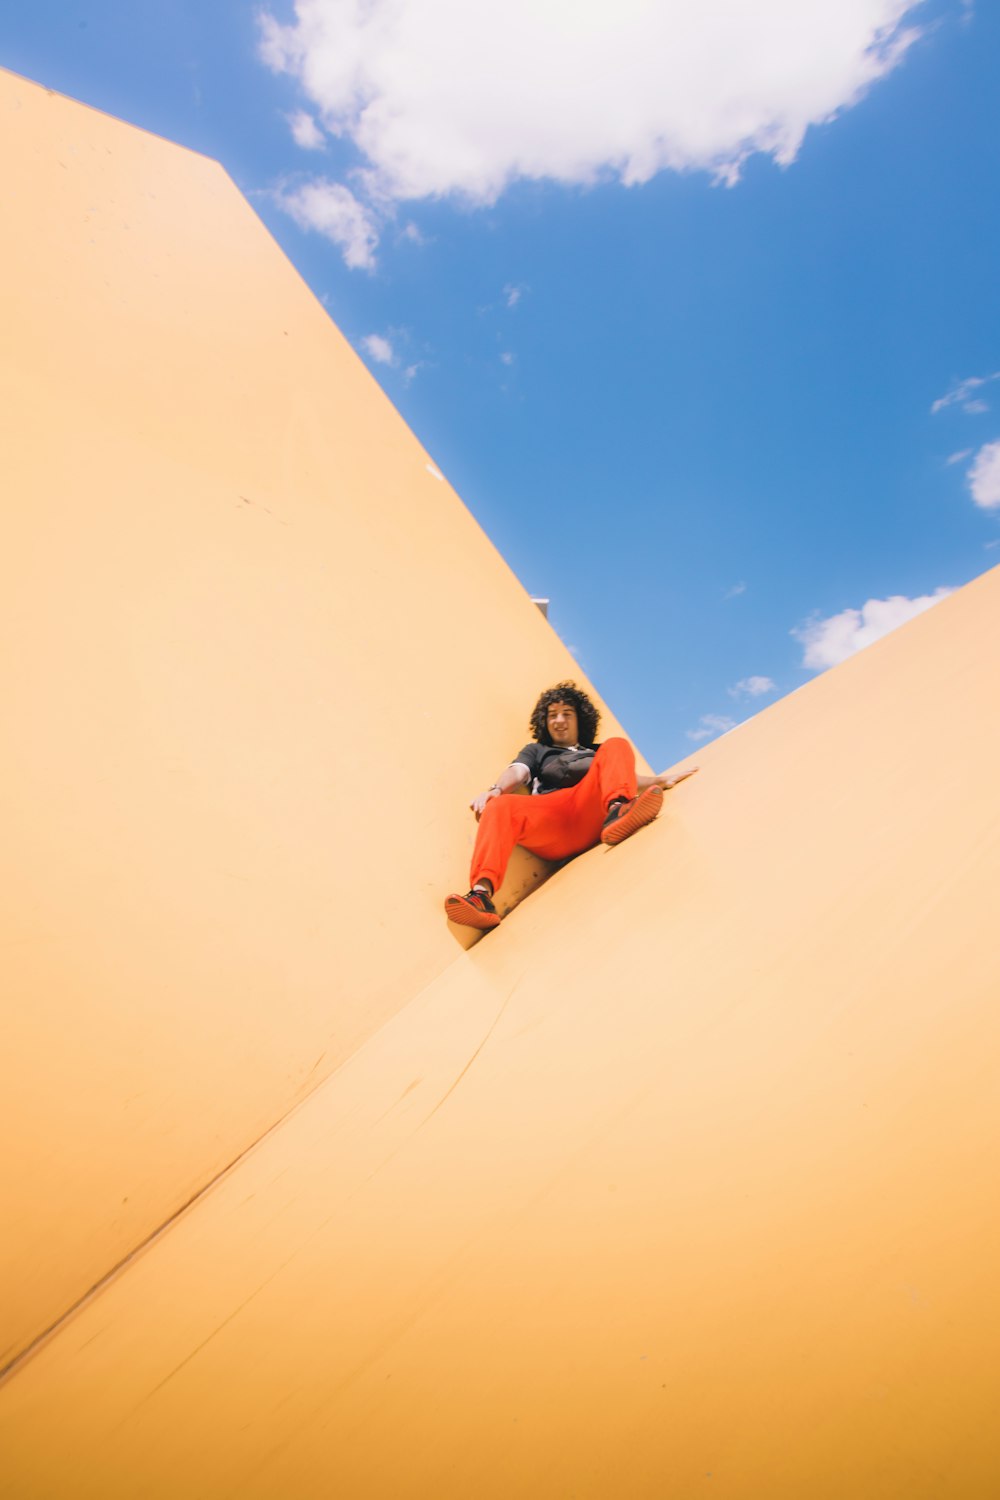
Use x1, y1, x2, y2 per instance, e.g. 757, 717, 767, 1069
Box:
445, 680, 697, 931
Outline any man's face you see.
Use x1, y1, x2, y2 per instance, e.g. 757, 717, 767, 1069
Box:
547, 701, 579, 745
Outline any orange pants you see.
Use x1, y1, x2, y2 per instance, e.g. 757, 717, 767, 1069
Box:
471, 737, 638, 891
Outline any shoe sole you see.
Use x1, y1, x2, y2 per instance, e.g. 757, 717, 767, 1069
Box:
600, 785, 664, 846
444, 894, 501, 931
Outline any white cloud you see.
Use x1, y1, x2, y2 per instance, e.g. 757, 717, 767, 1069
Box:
792, 588, 953, 670
931, 372, 1000, 415
287, 109, 326, 150
968, 441, 1000, 510
361, 332, 396, 365
259, 1, 924, 211
946, 448, 973, 465
504, 283, 525, 308
729, 675, 775, 699
724, 581, 747, 599
361, 334, 424, 382
500, 351, 515, 366
686, 713, 738, 743
273, 179, 379, 268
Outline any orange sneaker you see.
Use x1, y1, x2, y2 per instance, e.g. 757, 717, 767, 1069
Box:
444, 888, 501, 931
600, 786, 664, 846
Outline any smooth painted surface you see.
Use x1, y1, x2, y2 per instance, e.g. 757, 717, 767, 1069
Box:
0, 68, 629, 1369
2, 563, 999, 1496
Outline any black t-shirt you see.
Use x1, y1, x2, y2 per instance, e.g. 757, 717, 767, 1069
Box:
511, 742, 599, 795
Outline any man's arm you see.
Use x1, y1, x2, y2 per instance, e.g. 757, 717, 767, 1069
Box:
637, 767, 699, 792
470, 762, 530, 818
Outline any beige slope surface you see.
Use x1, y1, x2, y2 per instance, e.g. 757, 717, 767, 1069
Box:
0, 67, 629, 1369
2, 565, 999, 1497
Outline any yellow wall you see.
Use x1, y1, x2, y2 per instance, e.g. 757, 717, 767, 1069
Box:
0, 69, 628, 1370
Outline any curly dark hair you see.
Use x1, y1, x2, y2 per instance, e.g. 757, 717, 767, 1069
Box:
529, 681, 601, 746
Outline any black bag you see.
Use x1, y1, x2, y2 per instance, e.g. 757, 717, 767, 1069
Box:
537, 746, 596, 792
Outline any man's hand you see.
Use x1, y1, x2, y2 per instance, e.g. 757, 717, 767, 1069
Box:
470, 763, 530, 819
470, 786, 501, 820
641, 767, 699, 792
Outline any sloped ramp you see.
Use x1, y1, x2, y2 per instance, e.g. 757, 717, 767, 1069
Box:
2, 565, 999, 1497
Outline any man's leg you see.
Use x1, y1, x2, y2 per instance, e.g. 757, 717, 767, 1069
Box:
472, 740, 639, 878
591, 739, 665, 847
587, 738, 638, 814
445, 794, 547, 931
469, 794, 536, 893
535, 740, 662, 853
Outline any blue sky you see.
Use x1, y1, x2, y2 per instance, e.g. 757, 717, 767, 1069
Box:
3, 1, 998, 766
